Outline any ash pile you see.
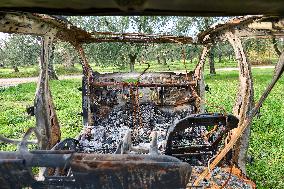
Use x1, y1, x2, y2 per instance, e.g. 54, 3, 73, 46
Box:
78, 102, 195, 154
189, 166, 255, 189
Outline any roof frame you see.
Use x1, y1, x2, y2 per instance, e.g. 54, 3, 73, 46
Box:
198, 16, 284, 44
0, 12, 193, 45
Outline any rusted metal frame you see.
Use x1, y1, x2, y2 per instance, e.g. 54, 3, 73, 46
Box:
225, 30, 254, 174
98, 72, 191, 79
0, 12, 59, 36
170, 145, 213, 154
194, 28, 254, 183
0, 12, 84, 44
0, 148, 73, 187
134, 85, 143, 129
194, 50, 284, 186
86, 31, 193, 44
41, 138, 78, 178
5, 12, 187, 45
194, 44, 212, 113
0, 13, 69, 148
272, 37, 281, 56
75, 44, 94, 126
219, 28, 284, 41
198, 16, 284, 44
232, 27, 275, 39
247, 17, 284, 31
0, 151, 192, 188
0, 158, 34, 189
92, 81, 196, 87
70, 153, 191, 189
34, 31, 61, 150
84, 37, 193, 44
194, 36, 284, 187
0, 134, 37, 145
94, 31, 191, 39
197, 16, 263, 44
0, 151, 71, 168
165, 114, 239, 156
18, 127, 41, 151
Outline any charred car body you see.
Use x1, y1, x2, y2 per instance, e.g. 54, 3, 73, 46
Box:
0, 7, 283, 189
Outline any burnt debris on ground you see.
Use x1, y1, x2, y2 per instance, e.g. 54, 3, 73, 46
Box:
78, 102, 196, 154
189, 166, 255, 189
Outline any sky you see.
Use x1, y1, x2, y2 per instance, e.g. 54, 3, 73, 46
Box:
0, 33, 8, 47
0, 32, 8, 41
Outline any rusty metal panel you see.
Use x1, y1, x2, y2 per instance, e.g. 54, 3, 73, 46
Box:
0, 151, 191, 189
165, 114, 239, 166
70, 154, 191, 189
0, 159, 34, 189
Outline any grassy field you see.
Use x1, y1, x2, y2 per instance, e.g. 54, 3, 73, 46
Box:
1, 56, 280, 79
0, 58, 244, 78
0, 68, 283, 188
205, 69, 284, 189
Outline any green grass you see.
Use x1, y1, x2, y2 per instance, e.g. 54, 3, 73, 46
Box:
0, 66, 40, 78
0, 65, 82, 78
0, 56, 278, 79
204, 68, 284, 189
0, 58, 243, 78
0, 68, 283, 188
0, 79, 82, 151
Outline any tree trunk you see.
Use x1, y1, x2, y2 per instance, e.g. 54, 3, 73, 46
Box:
139, 55, 145, 65
13, 66, 19, 72
162, 55, 167, 65
130, 62, 135, 72
63, 49, 74, 67
129, 53, 137, 72
190, 50, 194, 64
228, 51, 232, 60
209, 47, 216, 75
48, 44, 58, 80
218, 50, 222, 62
226, 31, 254, 174
170, 50, 174, 62
272, 38, 281, 75
272, 37, 281, 56
157, 55, 161, 64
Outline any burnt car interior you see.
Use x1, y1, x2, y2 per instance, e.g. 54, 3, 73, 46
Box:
0, 1, 283, 189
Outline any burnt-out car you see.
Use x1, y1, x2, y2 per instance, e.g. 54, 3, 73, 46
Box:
0, 2, 283, 188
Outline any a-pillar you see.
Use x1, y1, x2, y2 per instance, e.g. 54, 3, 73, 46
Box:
194, 44, 211, 113
225, 31, 254, 174
75, 44, 94, 126
34, 32, 61, 150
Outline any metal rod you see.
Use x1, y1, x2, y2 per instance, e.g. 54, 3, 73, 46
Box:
0, 151, 71, 167
92, 81, 196, 88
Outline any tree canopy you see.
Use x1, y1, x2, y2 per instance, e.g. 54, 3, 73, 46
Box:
0, 16, 281, 73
